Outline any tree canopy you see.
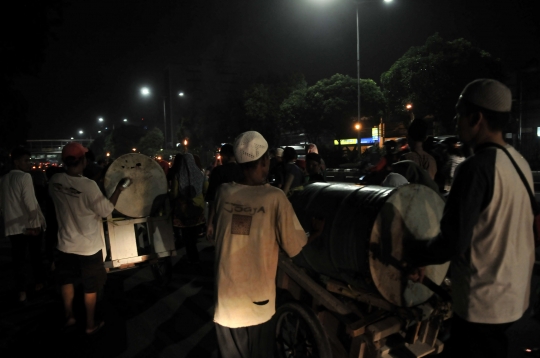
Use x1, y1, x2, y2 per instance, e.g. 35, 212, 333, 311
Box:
243, 72, 307, 145
280, 74, 386, 143
380, 33, 504, 132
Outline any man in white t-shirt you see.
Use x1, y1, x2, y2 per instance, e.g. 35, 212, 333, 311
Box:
0, 147, 46, 303
49, 142, 127, 335
211, 131, 308, 358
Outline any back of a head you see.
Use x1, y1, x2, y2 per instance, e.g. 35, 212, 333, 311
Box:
10, 147, 31, 164
384, 140, 399, 155
306, 152, 321, 164
283, 147, 297, 162
233, 131, 269, 170
407, 119, 428, 143
85, 149, 96, 162
220, 143, 235, 158
62, 142, 88, 167
459, 78, 511, 131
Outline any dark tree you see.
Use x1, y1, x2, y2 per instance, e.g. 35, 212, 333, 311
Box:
380, 33, 504, 133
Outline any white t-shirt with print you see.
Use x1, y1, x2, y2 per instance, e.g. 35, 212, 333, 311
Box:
49, 173, 115, 256
213, 182, 307, 328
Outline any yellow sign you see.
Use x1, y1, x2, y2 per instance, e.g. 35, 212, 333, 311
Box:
372, 127, 379, 138
333, 138, 358, 145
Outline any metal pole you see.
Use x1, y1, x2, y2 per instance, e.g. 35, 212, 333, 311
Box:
163, 97, 167, 148
356, 3, 361, 156
519, 78, 522, 150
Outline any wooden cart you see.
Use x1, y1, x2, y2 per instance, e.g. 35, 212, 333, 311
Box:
275, 253, 451, 358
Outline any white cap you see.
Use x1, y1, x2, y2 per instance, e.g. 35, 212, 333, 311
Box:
275, 148, 284, 157
233, 131, 268, 163
459, 79, 512, 112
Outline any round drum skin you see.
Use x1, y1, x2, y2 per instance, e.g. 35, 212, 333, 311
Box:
369, 184, 448, 307
104, 153, 168, 218
289, 183, 448, 307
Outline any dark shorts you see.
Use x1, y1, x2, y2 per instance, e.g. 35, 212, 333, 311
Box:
215, 319, 274, 358
56, 250, 107, 293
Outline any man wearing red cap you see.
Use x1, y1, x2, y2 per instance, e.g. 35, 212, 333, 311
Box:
49, 142, 128, 334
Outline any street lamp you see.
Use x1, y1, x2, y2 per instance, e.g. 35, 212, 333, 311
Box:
141, 86, 169, 148
98, 117, 104, 122
351, 0, 393, 155
123, 118, 128, 122
79, 130, 83, 134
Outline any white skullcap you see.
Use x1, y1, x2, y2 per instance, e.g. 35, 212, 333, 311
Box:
459, 79, 512, 113
275, 148, 284, 157
381, 173, 409, 188
233, 131, 268, 163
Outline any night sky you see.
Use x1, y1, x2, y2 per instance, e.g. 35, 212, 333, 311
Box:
12, 0, 540, 140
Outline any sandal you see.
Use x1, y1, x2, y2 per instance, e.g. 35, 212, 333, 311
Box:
86, 321, 105, 335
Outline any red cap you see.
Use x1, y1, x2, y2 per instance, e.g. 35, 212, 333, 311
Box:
62, 142, 88, 160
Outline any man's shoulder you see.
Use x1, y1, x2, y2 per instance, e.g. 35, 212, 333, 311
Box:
220, 183, 285, 197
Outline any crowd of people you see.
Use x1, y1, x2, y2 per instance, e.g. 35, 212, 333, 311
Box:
0, 78, 538, 357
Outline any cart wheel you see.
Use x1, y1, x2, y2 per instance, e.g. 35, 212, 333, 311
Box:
274, 302, 332, 358
151, 257, 173, 286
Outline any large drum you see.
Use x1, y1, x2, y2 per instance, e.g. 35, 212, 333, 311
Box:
104, 153, 168, 218
289, 183, 449, 307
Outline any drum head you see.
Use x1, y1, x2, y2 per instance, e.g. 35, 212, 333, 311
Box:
104, 153, 168, 218
369, 184, 449, 307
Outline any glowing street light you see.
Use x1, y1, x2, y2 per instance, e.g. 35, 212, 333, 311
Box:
406, 103, 413, 110
71, 137, 74, 140
106, 152, 110, 157
355, 123, 361, 130
141, 87, 150, 96
179, 92, 184, 97
98, 117, 104, 122
123, 118, 128, 122
132, 148, 137, 152
78, 130, 83, 134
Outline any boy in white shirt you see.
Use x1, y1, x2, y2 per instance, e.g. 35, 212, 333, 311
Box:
211, 131, 308, 357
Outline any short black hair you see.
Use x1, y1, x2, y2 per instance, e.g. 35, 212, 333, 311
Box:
407, 119, 428, 142
238, 150, 269, 171
10, 147, 31, 164
306, 152, 321, 164
283, 147, 297, 162
459, 99, 509, 132
220, 143, 234, 157
85, 149, 96, 162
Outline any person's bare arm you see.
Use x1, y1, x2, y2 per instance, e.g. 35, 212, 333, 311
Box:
109, 178, 129, 206
206, 202, 215, 243
282, 173, 294, 195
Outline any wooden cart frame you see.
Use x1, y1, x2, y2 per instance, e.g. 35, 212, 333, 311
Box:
275, 254, 451, 358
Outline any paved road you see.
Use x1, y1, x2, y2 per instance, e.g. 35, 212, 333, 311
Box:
1, 234, 539, 358
0, 237, 219, 358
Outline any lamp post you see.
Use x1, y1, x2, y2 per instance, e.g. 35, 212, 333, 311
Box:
353, 0, 393, 156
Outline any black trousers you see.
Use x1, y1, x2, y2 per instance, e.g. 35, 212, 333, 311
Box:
215, 319, 274, 358
446, 314, 514, 358
181, 225, 201, 263
9, 234, 44, 291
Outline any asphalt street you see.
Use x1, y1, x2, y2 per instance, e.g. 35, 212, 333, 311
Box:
0, 234, 539, 358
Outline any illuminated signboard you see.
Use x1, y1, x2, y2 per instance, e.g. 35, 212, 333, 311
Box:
334, 138, 377, 145
372, 127, 379, 141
